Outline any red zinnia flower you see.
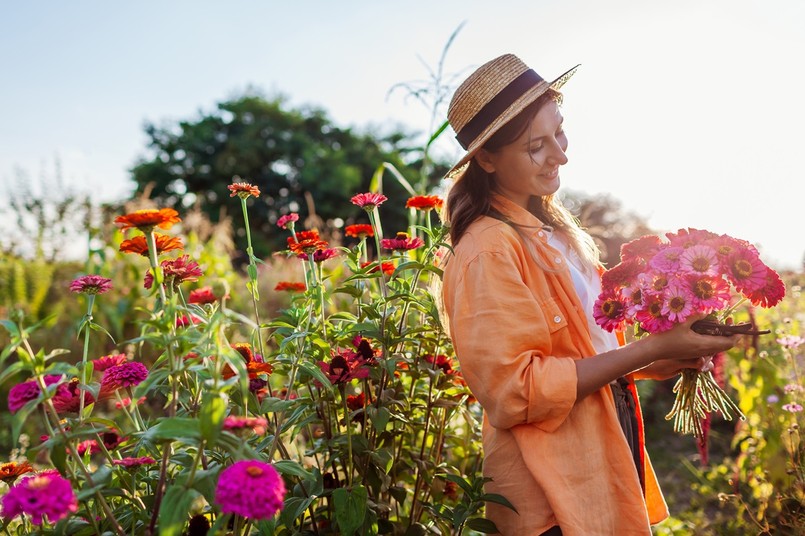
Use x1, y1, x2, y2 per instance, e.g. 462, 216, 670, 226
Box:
726, 249, 767, 294
276, 213, 299, 229
274, 281, 306, 292
346, 393, 365, 411
188, 286, 218, 304
51, 378, 94, 414
344, 224, 374, 238
360, 261, 395, 276
228, 182, 261, 199
424, 354, 455, 375
684, 274, 731, 312
744, 266, 786, 307
69, 275, 112, 295
350, 192, 387, 211
405, 195, 444, 211
381, 232, 424, 251
114, 208, 181, 232
600, 260, 642, 291
119, 233, 184, 257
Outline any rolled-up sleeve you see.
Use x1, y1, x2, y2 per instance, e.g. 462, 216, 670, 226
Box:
445, 247, 578, 432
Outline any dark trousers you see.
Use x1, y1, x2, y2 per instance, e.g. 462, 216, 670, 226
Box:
540, 527, 562, 536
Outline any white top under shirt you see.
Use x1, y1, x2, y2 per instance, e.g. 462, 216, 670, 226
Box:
546, 231, 620, 355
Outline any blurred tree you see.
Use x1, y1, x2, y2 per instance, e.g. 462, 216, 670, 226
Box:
130, 91, 447, 260
561, 189, 656, 268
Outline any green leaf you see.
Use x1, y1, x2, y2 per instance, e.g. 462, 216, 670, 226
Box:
333, 485, 368, 536
199, 391, 227, 444
0, 360, 26, 386
273, 459, 313, 480
297, 361, 333, 391
366, 406, 390, 434
159, 485, 200, 536
143, 417, 201, 443
480, 493, 518, 513
465, 517, 501, 534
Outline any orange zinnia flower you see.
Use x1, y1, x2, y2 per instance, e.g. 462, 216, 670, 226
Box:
0, 461, 35, 484
114, 208, 181, 232
405, 195, 444, 211
228, 181, 261, 199
344, 224, 374, 238
274, 281, 306, 292
119, 233, 184, 256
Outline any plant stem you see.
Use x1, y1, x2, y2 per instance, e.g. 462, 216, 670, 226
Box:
78, 294, 95, 422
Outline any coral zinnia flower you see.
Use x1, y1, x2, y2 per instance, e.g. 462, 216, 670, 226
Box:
0, 461, 35, 484
276, 213, 299, 229
744, 266, 786, 307
144, 254, 203, 289
119, 233, 183, 257
600, 260, 642, 291
188, 286, 218, 304
52, 378, 94, 414
215, 460, 286, 520
0, 470, 78, 525
69, 275, 113, 295
620, 234, 663, 264
726, 249, 767, 294
381, 232, 425, 251
679, 245, 719, 276
344, 224, 374, 238
351, 192, 388, 211
112, 456, 157, 470
274, 281, 306, 292
92, 354, 128, 372
360, 261, 395, 276
114, 208, 181, 232
593, 291, 627, 332
223, 416, 268, 435
405, 195, 444, 211
228, 182, 261, 199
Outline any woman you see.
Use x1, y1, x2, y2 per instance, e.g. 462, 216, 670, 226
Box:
440, 54, 739, 535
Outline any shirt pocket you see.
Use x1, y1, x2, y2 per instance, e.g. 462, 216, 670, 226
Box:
539, 297, 568, 334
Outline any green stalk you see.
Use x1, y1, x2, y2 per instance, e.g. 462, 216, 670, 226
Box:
78, 293, 95, 422
341, 385, 354, 487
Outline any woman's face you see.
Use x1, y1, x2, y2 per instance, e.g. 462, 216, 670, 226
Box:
475, 100, 568, 209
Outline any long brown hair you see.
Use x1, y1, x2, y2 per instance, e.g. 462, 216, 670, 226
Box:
443, 89, 600, 270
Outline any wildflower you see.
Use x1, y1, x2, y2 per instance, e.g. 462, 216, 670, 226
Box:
726, 249, 767, 294
767, 394, 780, 404
679, 245, 719, 276
0, 461, 35, 484
188, 286, 218, 304
778, 335, 805, 349
648, 247, 685, 273
782, 403, 803, 413
620, 235, 663, 264
92, 354, 128, 372
8, 375, 63, 413
0, 469, 78, 525
274, 281, 306, 292
381, 232, 425, 251
119, 233, 183, 256
406, 195, 444, 211
223, 416, 268, 436
350, 192, 387, 211
112, 456, 156, 469
344, 224, 374, 238
100, 362, 149, 392
215, 460, 286, 520
593, 291, 626, 332
661, 281, 695, 323
360, 260, 395, 276
743, 266, 786, 307
69, 275, 112, 295
276, 213, 299, 229
114, 208, 181, 232
144, 254, 203, 290
784, 384, 804, 394
227, 181, 261, 199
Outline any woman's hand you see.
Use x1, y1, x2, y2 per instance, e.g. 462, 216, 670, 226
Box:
636, 355, 714, 381
640, 314, 740, 362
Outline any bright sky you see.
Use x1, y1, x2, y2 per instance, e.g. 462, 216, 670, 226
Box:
1, 0, 803, 269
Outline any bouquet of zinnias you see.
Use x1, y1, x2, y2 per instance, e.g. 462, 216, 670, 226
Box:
593, 228, 786, 437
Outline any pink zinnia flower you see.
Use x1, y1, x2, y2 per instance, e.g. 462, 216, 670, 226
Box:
144, 254, 203, 290
223, 416, 268, 436
298, 248, 339, 263
7, 375, 62, 413
381, 232, 425, 251
215, 460, 286, 520
92, 354, 128, 372
350, 192, 387, 211
227, 182, 260, 199
666, 228, 718, 249
621, 284, 644, 317
0, 470, 78, 525
276, 213, 299, 229
661, 281, 695, 323
51, 378, 94, 414
649, 247, 685, 273
744, 266, 786, 308
637, 271, 672, 294
188, 286, 218, 304
100, 362, 149, 392
635, 292, 674, 333
593, 291, 627, 332
75, 439, 101, 456
69, 275, 112, 295
726, 249, 767, 294
685, 274, 731, 312
318, 352, 371, 385
113, 456, 156, 469
709, 234, 750, 263
679, 245, 719, 276
620, 235, 663, 264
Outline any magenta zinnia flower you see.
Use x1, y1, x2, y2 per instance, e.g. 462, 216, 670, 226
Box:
223, 416, 269, 435
69, 275, 112, 295
92, 354, 128, 372
1, 470, 78, 525
100, 362, 149, 392
593, 291, 627, 332
215, 460, 286, 519
661, 281, 695, 323
51, 378, 94, 414
113, 456, 156, 469
381, 232, 425, 251
7, 375, 62, 413
679, 245, 719, 276
350, 192, 387, 210
276, 213, 299, 229
685, 274, 731, 312
635, 292, 674, 333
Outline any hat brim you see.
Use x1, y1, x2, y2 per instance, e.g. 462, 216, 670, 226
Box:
446, 64, 580, 179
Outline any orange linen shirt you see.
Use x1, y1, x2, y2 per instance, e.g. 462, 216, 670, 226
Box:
442, 195, 669, 535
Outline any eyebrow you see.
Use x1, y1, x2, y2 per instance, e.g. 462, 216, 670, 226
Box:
522, 116, 564, 147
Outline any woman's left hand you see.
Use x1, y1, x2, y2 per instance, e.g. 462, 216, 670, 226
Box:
634, 355, 714, 381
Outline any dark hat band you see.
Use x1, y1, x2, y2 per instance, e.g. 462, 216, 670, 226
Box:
454, 69, 544, 150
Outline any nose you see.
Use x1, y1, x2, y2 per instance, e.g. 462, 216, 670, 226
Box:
547, 140, 568, 166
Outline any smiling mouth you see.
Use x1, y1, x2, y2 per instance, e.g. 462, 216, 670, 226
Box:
542, 169, 559, 179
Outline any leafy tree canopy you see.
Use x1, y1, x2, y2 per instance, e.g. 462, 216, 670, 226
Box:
130, 91, 446, 259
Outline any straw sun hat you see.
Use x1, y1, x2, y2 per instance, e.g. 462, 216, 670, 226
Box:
446, 53, 579, 177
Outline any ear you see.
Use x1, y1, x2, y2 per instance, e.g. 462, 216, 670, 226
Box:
474, 149, 497, 174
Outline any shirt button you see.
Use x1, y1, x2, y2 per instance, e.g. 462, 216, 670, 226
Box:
554, 315, 562, 323
538, 231, 544, 237
555, 257, 562, 264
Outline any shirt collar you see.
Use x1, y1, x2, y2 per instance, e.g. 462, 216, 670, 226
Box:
490, 193, 550, 236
